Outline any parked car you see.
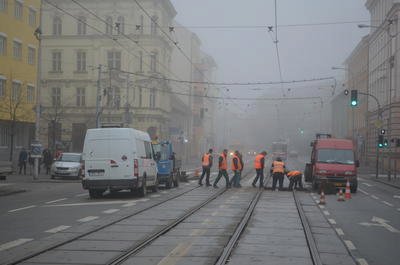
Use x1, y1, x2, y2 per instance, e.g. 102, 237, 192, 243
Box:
51, 153, 83, 180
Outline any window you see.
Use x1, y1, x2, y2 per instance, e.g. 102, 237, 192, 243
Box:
51, 87, 61, 106
116, 16, 124, 34
149, 88, 156, 108
150, 52, 157, 72
0, 126, 9, 147
0, 0, 7, 12
52, 17, 62, 36
76, 87, 85, 106
14, 0, 22, 19
51, 51, 61, 72
144, 141, 153, 159
0, 78, 5, 97
139, 51, 143, 72
29, 8, 37, 27
106, 16, 113, 34
107, 51, 121, 70
151, 15, 158, 35
76, 51, 86, 72
0, 35, 6, 55
77, 16, 86, 35
12, 81, 21, 101
28, 47, 35, 65
27, 85, 34, 103
139, 87, 142, 107
13, 40, 22, 60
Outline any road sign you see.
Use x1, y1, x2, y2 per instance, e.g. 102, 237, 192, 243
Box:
30, 142, 42, 158
359, 216, 399, 233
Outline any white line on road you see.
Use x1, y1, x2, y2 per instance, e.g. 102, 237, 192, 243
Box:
0, 238, 33, 251
122, 202, 136, 207
335, 228, 344, 236
103, 209, 120, 214
344, 240, 356, 250
361, 182, 373, 187
328, 218, 337, 225
394, 195, 400, 199
382, 201, 394, 207
75, 193, 88, 197
323, 210, 330, 216
358, 188, 369, 195
318, 205, 325, 209
78, 216, 99, 222
45, 225, 71, 233
371, 195, 379, 200
357, 258, 369, 265
8, 205, 36, 213
45, 198, 67, 204
44, 200, 138, 207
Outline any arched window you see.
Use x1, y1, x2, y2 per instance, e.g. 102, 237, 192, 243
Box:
116, 16, 124, 34
52, 16, 62, 36
106, 16, 113, 34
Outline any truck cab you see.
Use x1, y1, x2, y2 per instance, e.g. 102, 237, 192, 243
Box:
305, 134, 358, 193
152, 140, 180, 188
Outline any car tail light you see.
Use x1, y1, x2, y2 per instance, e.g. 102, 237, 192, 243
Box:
134, 159, 138, 177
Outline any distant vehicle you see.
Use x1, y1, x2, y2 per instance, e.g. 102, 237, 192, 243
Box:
272, 141, 288, 161
288, 150, 298, 158
304, 134, 358, 193
152, 140, 181, 188
51, 153, 83, 180
82, 128, 158, 198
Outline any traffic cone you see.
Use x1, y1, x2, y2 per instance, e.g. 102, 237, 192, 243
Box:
337, 189, 345, 201
345, 180, 352, 199
194, 168, 200, 177
319, 190, 326, 205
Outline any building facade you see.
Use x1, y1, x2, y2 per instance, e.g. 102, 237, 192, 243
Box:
0, 0, 40, 163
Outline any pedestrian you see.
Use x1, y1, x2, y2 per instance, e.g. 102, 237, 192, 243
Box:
42, 148, 53, 175
18, 148, 28, 175
252, 151, 267, 188
270, 157, 286, 191
286, 170, 303, 190
231, 150, 243, 188
199, 148, 213, 186
213, 149, 230, 188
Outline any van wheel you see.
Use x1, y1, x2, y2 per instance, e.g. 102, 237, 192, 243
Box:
138, 177, 147, 197
89, 189, 103, 199
166, 175, 173, 189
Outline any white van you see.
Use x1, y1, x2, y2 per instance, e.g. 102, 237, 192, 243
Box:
82, 128, 158, 198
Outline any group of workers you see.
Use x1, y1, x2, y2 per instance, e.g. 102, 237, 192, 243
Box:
199, 149, 303, 190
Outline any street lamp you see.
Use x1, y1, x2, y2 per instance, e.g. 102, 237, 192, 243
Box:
33, 26, 42, 180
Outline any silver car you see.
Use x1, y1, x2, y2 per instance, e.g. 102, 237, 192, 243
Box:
51, 153, 83, 179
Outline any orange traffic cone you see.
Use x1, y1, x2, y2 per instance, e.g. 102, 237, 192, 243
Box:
345, 180, 351, 199
194, 168, 200, 177
337, 189, 345, 201
319, 190, 326, 205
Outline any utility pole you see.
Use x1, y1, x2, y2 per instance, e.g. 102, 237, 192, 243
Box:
95, 64, 102, 128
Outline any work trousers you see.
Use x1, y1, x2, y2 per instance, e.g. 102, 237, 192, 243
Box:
19, 161, 26, 175
288, 175, 303, 190
231, 170, 241, 187
252, 169, 264, 188
214, 169, 230, 187
199, 166, 211, 185
272, 172, 284, 190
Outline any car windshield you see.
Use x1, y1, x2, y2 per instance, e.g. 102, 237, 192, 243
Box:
317, 149, 354, 165
58, 154, 81, 162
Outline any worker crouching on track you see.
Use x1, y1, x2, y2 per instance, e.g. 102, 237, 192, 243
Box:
199, 149, 213, 186
286, 170, 304, 191
231, 150, 243, 188
252, 151, 267, 189
270, 157, 286, 191
213, 149, 230, 188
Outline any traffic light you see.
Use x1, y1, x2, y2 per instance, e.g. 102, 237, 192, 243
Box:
384, 139, 389, 147
351, 90, 358, 107
380, 129, 386, 135
378, 135, 384, 148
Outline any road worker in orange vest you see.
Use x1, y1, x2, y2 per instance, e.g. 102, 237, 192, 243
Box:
252, 151, 267, 188
286, 170, 303, 190
270, 157, 286, 191
231, 150, 243, 188
213, 149, 230, 188
199, 148, 213, 186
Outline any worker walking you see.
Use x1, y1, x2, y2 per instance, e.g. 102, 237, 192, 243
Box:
199, 149, 213, 186
213, 149, 230, 188
287, 170, 303, 191
252, 151, 267, 188
231, 150, 243, 188
270, 157, 286, 191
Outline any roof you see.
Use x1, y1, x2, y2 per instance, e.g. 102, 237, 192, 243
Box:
315, 138, 354, 149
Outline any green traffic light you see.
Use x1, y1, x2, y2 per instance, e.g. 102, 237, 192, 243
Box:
378, 143, 383, 148
351, 100, 357, 106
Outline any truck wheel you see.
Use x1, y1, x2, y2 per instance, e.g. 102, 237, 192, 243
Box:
138, 177, 147, 197
89, 189, 103, 199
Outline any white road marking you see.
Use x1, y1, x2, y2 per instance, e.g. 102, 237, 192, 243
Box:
318, 205, 325, 209
45, 198, 67, 204
328, 219, 337, 225
75, 193, 88, 197
323, 210, 330, 216
44, 200, 138, 207
360, 216, 399, 233
8, 205, 36, 213
335, 228, 344, 236
0, 238, 33, 251
344, 240, 356, 250
371, 195, 379, 200
45, 225, 71, 233
358, 188, 369, 195
394, 195, 400, 199
137, 198, 149, 202
78, 216, 99, 222
150, 194, 161, 198
122, 202, 136, 207
361, 182, 373, 187
357, 258, 369, 265
382, 201, 394, 207
103, 209, 120, 214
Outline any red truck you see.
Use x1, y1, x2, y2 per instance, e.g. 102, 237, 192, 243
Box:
304, 134, 359, 193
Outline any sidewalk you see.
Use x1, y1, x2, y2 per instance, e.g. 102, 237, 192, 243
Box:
358, 166, 400, 189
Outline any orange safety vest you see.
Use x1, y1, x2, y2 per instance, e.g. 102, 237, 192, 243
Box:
202, 153, 211, 167
272, 161, 285, 173
219, 153, 227, 170
287, 170, 301, 177
231, 155, 243, 171
254, 154, 264, 169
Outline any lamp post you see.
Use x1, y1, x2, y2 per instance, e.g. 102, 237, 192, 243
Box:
33, 25, 42, 180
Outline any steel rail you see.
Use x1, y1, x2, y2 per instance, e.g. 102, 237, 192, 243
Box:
107, 170, 254, 265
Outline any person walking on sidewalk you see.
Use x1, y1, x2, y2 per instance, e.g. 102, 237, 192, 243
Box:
18, 148, 28, 175
213, 149, 230, 188
42, 148, 53, 175
270, 157, 286, 191
252, 151, 267, 188
231, 150, 243, 188
199, 149, 213, 186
